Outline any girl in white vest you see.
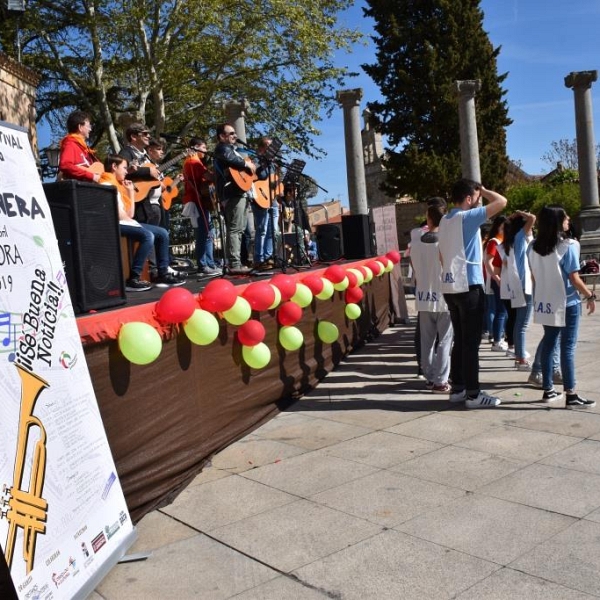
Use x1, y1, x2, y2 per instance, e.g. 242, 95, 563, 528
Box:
499, 211, 535, 370
527, 205, 596, 406
410, 204, 453, 393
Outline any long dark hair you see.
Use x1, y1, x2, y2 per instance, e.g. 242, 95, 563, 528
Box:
503, 213, 527, 256
532, 204, 567, 256
483, 214, 508, 250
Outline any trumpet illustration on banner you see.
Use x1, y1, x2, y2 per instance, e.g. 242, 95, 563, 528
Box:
1, 363, 49, 574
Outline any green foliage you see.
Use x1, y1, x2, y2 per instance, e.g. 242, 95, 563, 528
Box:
362, 0, 511, 199
505, 181, 582, 219
0, 0, 359, 156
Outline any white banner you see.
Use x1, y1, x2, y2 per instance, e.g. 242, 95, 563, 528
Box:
0, 122, 134, 599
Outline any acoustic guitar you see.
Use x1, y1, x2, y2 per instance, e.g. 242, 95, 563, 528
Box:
253, 174, 284, 209
161, 174, 183, 210
132, 150, 189, 202
229, 165, 257, 192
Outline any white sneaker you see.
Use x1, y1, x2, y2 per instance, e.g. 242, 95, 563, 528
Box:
491, 341, 508, 352
465, 391, 501, 409
528, 372, 543, 388
449, 389, 467, 403
515, 360, 532, 372
505, 347, 516, 358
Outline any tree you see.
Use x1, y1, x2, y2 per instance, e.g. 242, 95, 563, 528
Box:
0, 0, 360, 156
362, 0, 511, 200
541, 138, 600, 171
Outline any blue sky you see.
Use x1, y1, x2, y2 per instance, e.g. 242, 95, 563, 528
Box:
302, 0, 600, 207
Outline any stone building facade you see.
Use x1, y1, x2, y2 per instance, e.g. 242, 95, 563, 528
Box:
0, 51, 40, 154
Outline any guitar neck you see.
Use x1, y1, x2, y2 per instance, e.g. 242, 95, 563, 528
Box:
158, 151, 188, 173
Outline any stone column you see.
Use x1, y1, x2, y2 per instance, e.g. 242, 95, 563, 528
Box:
565, 70, 600, 258
223, 99, 250, 143
336, 88, 368, 215
455, 80, 482, 182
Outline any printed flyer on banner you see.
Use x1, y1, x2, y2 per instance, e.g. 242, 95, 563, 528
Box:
0, 122, 135, 599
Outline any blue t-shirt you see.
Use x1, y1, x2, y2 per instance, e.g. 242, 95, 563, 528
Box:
561, 241, 581, 307
447, 205, 487, 286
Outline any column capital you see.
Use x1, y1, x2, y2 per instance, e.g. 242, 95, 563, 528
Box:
455, 80, 481, 97
565, 70, 598, 90
222, 98, 250, 114
336, 88, 363, 108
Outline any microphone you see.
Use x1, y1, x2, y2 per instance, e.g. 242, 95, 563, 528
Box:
235, 139, 251, 148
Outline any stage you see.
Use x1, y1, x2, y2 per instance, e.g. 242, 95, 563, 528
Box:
79, 261, 401, 522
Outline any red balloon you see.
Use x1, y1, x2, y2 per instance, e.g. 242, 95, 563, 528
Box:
346, 270, 358, 288
242, 282, 276, 312
345, 286, 364, 304
366, 260, 382, 276
198, 279, 238, 313
271, 274, 297, 301
386, 250, 401, 264
324, 265, 346, 283
302, 274, 324, 296
237, 320, 266, 346
155, 287, 197, 324
277, 301, 303, 326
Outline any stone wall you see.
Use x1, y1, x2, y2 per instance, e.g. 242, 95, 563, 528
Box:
0, 52, 40, 154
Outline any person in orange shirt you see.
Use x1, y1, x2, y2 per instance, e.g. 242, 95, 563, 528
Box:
58, 110, 102, 182
100, 154, 183, 292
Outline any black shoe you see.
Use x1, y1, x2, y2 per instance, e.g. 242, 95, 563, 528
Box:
154, 273, 185, 287
542, 389, 563, 403
566, 393, 596, 408
126, 278, 152, 292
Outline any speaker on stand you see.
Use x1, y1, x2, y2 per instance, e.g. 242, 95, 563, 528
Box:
316, 223, 343, 261
43, 180, 127, 314
341, 213, 375, 259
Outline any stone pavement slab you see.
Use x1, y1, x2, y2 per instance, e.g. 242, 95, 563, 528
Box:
209, 499, 382, 573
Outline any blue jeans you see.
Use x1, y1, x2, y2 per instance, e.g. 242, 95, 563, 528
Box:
532, 334, 560, 374
252, 201, 279, 263
120, 222, 170, 278
514, 293, 533, 361
194, 207, 216, 269
488, 281, 507, 342
541, 303, 580, 391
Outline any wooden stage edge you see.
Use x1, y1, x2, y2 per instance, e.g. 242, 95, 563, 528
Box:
81, 261, 399, 522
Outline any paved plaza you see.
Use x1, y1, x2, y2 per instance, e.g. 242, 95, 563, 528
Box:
92, 300, 600, 599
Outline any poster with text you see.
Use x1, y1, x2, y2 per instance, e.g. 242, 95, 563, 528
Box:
0, 122, 134, 599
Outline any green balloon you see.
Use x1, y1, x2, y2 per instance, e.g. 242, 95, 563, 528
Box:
223, 296, 252, 325
375, 261, 386, 276
345, 303, 361, 320
269, 285, 282, 309
291, 282, 313, 308
242, 342, 271, 369
363, 267, 374, 283
316, 278, 334, 300
118, 321, 162, 365
333, 276, 349, 291
279, 325, 304, 351
317, 320, 339, 344
184, 309, 220, 345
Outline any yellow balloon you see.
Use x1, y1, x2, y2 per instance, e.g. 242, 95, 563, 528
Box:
345, 303, 361, 320
316, 278, 334, 300
118, 322, 162, 365
333, 276, 349, 291
242, 342, 271, 368
223, 296, 252, 325
291, 282, 313, 308
362, 266, 374, 283
375, 261, 386, 276
347, 268, 364, 286
184, 309, 220, 345
317, 321, 339, 344
279, 326, 304, 351
269, 285, 282, 309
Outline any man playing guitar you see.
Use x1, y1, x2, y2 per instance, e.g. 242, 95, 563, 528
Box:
213, 123, 256, 275
58, 110, 103, 182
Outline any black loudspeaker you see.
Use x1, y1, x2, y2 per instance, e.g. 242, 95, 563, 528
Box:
316, 223, 343, 261
342, 214, 374, 259
43, 181, 126, 314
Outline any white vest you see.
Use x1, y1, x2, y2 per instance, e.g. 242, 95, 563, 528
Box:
528, 239, 572, 326
438, 213, 470, 293
410, 233, 447, 313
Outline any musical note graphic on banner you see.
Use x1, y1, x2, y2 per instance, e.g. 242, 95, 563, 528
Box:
1, 312, 18, 362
